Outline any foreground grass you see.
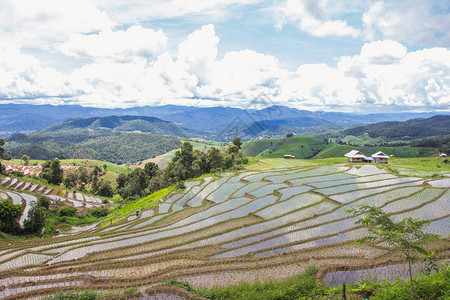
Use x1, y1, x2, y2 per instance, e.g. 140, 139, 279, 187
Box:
387, 157, 450, 177
194, 264, 450, 300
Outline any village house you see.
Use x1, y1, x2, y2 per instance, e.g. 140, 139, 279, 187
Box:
344, 150, 367, 162
372, 151, 390, 164
344, 150, 389, 164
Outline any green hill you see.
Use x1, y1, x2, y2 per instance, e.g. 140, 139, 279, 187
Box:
242, 136, 327, 159
242, 136, 439, 159
314, 144, 438, 159
341, 115, 450, 139
42, 115, 189, 137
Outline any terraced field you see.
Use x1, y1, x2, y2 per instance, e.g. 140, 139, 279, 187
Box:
0, 163, 448, 299
0, 177, 105, 226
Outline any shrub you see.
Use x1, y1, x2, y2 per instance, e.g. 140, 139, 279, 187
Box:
89, 207, 109, 218
176, 181, 186, 189
58, 206, 77, 217
37, 196, 51, 210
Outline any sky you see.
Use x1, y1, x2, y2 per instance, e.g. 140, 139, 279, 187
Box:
0, 0, 449, 113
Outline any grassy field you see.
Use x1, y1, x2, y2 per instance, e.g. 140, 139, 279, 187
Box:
242, 136, 327, 159
314, 144, 438, 159
388, 157, 450, 177
242, 136, 439, 160
1, 157, 448, 299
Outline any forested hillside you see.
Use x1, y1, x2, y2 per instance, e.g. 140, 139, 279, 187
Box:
342, 115, 450, 139
5, 130, 181, 164
41, 115, 189, 137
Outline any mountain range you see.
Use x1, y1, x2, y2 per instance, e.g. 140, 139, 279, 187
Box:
0, 103, 445, 140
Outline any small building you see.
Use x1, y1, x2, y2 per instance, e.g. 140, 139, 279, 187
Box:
344, 150, 367, 162
372, 151, 390, 164
284, 154, 295, 159
439, 153, 447, 157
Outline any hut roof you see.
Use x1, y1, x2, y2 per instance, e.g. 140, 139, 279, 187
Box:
372, 151, 390, 159
344, 150, 366, 158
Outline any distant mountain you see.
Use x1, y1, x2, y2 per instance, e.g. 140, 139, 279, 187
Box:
341, 115, 450, 139
3, 116, 189, 164
0, 103, 445, 140
41, 115, 189, 137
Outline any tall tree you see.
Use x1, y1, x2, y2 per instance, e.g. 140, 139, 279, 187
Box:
346, 205, 439, 300
21, 155, 30, 165
144, 162, 159, 178
232, 137, 242, 149
0, 199, 22, 233
40, 159, 63, 185
0, 138, 4, 158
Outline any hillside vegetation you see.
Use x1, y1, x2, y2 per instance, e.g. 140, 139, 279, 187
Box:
242, 136, 327, 158
242, 136, 439, 159
5, 129, 182, 164
341, 115, 450, 140
41, 115, 189, 137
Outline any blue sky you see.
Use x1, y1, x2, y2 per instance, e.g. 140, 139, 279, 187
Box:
0, 0, 449, 113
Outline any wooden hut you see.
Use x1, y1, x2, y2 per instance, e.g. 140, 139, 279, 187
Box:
344, 150, 367, 162
372, 151, 390, 164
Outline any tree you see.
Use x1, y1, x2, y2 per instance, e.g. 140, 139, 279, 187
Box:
227, 144, 239, 155
40, 159, 63, 185
21, 155, 30, 165
180, 142, 194, 171
144, 162, 159, 178
96, 180, 113, 198
232, 137, 242, 149
24, 202, 47, 234
207, 147, 223, 170
0, 138, 4, 158
0, 199, 22, 233
346, 205, 439, 300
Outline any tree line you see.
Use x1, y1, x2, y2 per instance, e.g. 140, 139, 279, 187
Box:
116, 138, 246, 203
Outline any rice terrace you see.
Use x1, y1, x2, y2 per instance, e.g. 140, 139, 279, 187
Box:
0, 157, 448, 299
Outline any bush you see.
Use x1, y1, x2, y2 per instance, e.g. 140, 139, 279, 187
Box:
176, 181, 186, 189
89, 207, 109, 218
371, 264, 449, 300
44, 290, 97, 300
37, 196, 51, 210
58, 206, 77, 217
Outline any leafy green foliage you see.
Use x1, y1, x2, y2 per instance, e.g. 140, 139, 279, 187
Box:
23, 202, 47, 234
4, 118, 184, 164
346, 205, 440, 300
44, 290, 97, 300
371, 263, 449, 300
0, 199, 22, 233
0, 138, 4, 158
40, 159, 63, 185
116, 141, 245, 201
58, 206, 77, 217
233, 136, 242, 149
201, 266, 318, 300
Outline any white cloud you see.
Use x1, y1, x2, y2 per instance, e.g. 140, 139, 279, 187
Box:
177, 24, 219, 85
59, 26, 168, 61
0, 43, 70, 102
363, 1, 450, 46
275, 0, 360, 38
280, 40, 450, 110
0, 0, 114, 48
